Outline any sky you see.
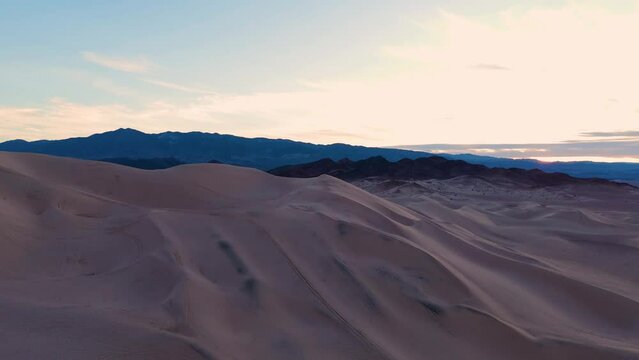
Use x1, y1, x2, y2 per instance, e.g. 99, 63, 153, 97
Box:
1, 0, 638, 162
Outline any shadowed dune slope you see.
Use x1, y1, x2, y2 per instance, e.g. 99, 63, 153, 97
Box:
1, 152, 638, 360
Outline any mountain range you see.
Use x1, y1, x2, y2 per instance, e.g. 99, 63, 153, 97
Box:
269, 156, 626, 188
1, 128, 638, 182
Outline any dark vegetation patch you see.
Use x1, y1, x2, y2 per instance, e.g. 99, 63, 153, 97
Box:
218, 240, 259, 302
270, 155, 628, 188
337, 222, 348, 236
242, 277, 257, 297
419, 299, 444, 315
455, 304, 487, 316
333, 258, 378, 310
218, 240, 246, 275
374, 266, 444, 316
101, 157, 186, 170
188, 343, 217, 360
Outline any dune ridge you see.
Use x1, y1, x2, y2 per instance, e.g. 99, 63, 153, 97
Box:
1, 152, 638, 359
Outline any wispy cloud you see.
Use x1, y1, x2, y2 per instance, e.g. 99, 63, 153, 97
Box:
0, 91, 384, 144
290, 129, 378, 143
90, 78, 143, 99
398, 140, 639, 163
0, 95, 299, 142
469, 63, 510, 71
581, 130, 639, 138
141, 78, 215, 94
82, 51, 156, 73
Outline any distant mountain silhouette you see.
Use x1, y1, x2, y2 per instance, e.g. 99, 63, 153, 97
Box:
100, 157, 186, 170
1, 128, 638, 181
270, 156, 628, 188
100, 157, 222, 170
0, 128, 426, 170
441, 153, 639, 182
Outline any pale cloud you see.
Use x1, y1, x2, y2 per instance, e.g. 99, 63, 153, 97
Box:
533, 156, 639, 163
0, 99, 155, 141
90, 78, 142, 98
465, 147, 548, 154
290, 129, 378, 143
400, 141, 639, 162
0, 91, 387, 143
140, 78, 215, 94
581, 130, 639, 138
469, 63, 510, 71
82, 51, 156, 73
0, 95, 311, 142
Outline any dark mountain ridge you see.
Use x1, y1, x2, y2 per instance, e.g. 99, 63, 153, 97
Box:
98, 156, 223, 170
269, 156, 630, 188
0, 128, 427, 170
1, 128, 638, 181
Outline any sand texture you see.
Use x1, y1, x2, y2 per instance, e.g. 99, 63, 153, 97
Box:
1, 152, 638, 360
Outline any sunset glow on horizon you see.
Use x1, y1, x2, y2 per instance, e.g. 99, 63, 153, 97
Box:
1, 0, 638, 162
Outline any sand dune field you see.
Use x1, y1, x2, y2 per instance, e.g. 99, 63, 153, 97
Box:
1, 152, 638, 359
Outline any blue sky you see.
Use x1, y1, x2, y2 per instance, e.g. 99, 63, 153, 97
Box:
1, 0, 441, 102
1, 0, 638, 161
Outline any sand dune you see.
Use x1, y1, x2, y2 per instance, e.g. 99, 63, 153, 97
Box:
1, 152, 638, 359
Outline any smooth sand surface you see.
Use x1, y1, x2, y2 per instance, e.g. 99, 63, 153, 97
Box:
1, 152, 638, 359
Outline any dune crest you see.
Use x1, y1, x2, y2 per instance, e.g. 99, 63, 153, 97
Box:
1, 152, 638, 360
